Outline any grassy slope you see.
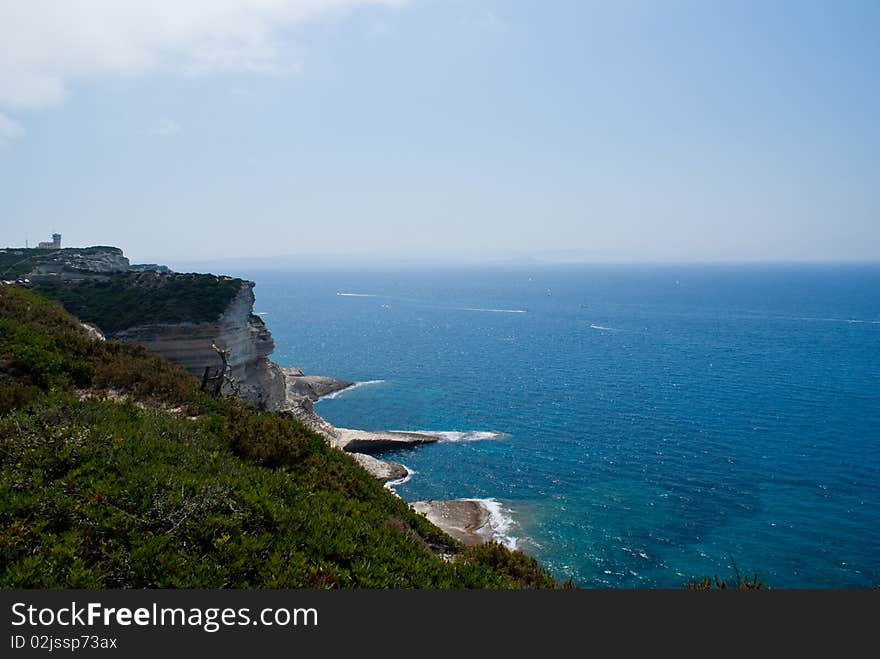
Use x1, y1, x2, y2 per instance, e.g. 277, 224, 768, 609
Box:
0, 286, 556, 588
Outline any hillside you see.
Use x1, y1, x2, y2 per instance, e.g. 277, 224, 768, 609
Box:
1, 246, 287, 410
0, 285, 556, 588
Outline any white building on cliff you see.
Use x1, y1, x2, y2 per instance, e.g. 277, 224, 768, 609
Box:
37, 233, 61, 249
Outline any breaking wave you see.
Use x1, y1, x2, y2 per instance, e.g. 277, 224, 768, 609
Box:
467, 498, 519, 550
407, 430, 507, 443
318, 380, 386, 400
384, 465, 414, 494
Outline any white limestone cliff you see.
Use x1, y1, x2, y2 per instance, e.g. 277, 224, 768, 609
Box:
114, 281, 286, 410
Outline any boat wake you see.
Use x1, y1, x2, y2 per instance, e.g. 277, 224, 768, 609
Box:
456, 307, 527, 314
337, 291, 526, 315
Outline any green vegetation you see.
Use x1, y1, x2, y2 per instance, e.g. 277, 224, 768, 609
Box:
0, 248, 55, 278
31, 272, 244, 334
0, 285, 558, 588
0, 285, 201, 414
0, 247, 118, 279
686, 575, 765, 590
459, 542, 559, 589
3, 245, 244, 334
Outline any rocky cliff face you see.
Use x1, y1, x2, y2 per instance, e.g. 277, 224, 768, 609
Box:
18, 244, 442, 485
29, 247, 131, 278
114, 281, 286, 410
19, 245, 284, 410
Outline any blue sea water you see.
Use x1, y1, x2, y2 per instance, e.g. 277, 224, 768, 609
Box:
233, 264, 879, 588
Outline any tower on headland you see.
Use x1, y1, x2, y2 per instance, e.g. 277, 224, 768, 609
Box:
37, 233, 62, 249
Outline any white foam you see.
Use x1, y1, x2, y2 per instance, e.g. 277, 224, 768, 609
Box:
384, 465, 414, 494
405, 430, 507, 443
465, 498, 518, 550
336, 292, 380, 297
254, 312, 269, 316
590, 324, 614, 331
317, 379, 386, 400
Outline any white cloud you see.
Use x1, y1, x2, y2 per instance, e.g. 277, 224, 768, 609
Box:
0, 112, 25, 148
0, 0, 406, 114
150, 118, 183, 137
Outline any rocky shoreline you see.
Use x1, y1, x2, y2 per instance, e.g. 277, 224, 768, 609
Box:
29, 248, 505, 549
277, 369, 506, 546
278, 368, 439, 480
410, 500, 493, 546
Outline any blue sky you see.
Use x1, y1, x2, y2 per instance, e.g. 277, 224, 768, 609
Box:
1, 0, 878, 265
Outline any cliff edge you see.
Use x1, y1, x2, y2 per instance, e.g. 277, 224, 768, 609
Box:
17, 247, 284, 410
19, 248, 459, 494
114, 281, 286, 410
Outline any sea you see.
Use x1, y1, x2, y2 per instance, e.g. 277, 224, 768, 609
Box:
227, 263, 879, 588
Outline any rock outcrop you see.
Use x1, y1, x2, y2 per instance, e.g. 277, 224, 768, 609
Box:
410, 500, 492, 546
331, 429, 440, 453
284, 373, 354, 400
277, 369, 436, 482
350, 453, 409, 483
80, 322, 106, 342
130, 263, 172, 273
29, 247, 131, 279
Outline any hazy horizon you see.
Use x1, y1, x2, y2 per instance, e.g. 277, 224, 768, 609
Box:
2, 1, 878, 264
169, 252, 880, 275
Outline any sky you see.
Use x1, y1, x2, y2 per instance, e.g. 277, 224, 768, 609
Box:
0, 0, 878, 265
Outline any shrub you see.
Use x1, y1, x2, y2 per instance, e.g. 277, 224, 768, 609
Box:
32, 272, 244, 335
460, 542, 559, 589
0, 383, 41, 416
224, 404, 310, 468
686, 575, 765, 590
0, 285, 206, 409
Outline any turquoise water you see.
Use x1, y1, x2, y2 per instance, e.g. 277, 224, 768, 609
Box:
233, 264, 879, 588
